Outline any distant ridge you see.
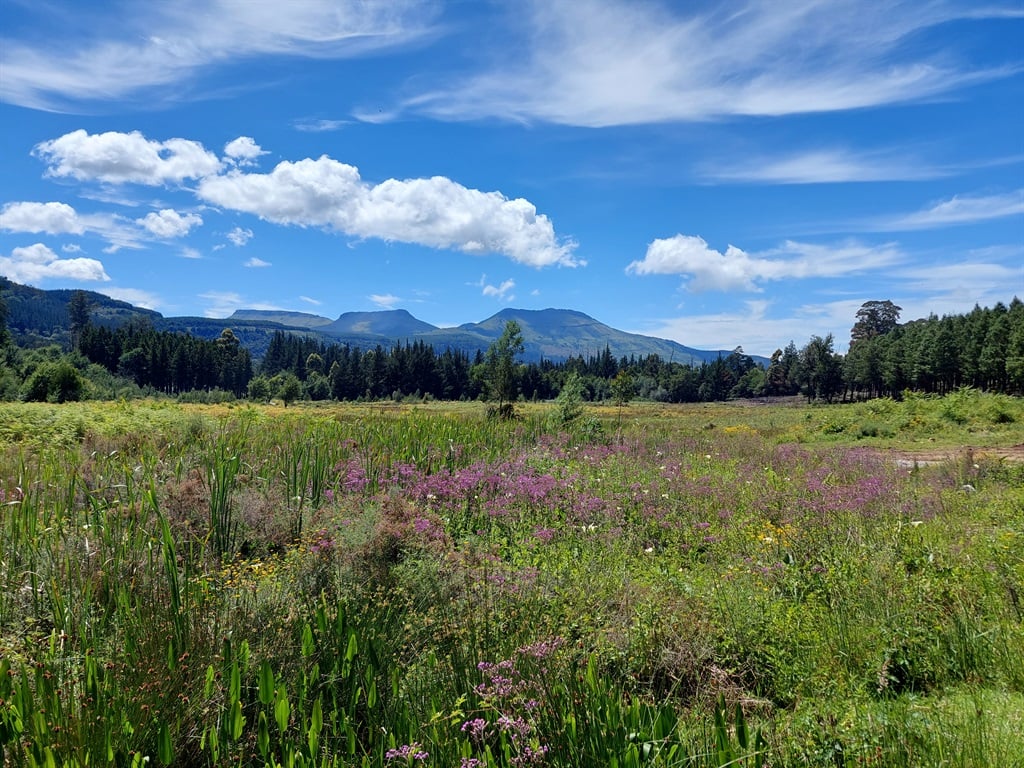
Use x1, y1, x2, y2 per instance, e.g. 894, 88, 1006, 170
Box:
323, 309, 437, 337
228, 310, 333, 329
0, 277, 763, 364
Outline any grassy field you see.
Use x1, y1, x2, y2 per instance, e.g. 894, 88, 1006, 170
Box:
1, 390, 1022, 767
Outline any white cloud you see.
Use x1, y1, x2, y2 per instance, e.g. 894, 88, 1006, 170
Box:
35, 130, 222, 185
227, 226, 254, 246
896, 260, 1024, 303
0, 243, 110, 283
635, 298, 868, 358
199, 290, 283, 318
1, 0, 440, 110
0, 201, 85, 234
482, 278, 516, 301
877, 190, 1024, 230
198, 155, 580, 267
294, 118, 351, 132
369, 293, 401, 308
0, 199, 153, 251
137, 208, 203, 237
300, 295, 322, 306
103, 287, 162, 310
700, 148, 948, 184
62, 243, 83, 253
627, 235, 902, 292
224, 136, 268, 165
397, 0, 1017, 127
26, 129, 577, 267
244, 257, 271, 268
181, 247, 202, 259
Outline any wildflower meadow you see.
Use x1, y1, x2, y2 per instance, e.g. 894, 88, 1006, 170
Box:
1, 392, 1022, 767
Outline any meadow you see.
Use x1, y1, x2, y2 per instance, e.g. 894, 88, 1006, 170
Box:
1, 390, 1022, 767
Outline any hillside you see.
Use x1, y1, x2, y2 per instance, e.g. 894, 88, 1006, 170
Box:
228, 310, 334, 329
0, 278, 755, 364
0, 276, 160, 346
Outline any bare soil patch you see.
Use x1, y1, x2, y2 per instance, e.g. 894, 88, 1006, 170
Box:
882, 444, 1024, 467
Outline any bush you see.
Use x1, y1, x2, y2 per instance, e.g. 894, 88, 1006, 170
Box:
21, 359, 84, 402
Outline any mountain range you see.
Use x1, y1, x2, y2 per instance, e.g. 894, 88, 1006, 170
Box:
1, 277, 759, 365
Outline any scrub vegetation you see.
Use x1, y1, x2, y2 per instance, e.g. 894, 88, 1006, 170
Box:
1, 393, 1022, 767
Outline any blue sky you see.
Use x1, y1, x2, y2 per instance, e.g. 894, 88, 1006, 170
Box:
1, 0, 1021, 356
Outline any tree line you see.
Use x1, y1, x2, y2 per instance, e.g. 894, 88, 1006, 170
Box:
78, 321, 253, 396
1, 291, 1022, 404
211, 298, 1024, 404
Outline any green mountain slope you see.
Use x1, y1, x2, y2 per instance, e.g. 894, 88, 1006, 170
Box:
0, 278, 757, 364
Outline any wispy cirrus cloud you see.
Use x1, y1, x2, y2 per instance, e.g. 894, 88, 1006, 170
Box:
393, 0, 1021, 127
874, 189, 1024, 230
634, 298, 869, 357
627, 235, 902, 292
369, 293, 402, 309
103, 287, 163, 310
199, 290, 283, 318
699, 148, 950, 184
293, 118, 351, 132
1, 0, 441, 110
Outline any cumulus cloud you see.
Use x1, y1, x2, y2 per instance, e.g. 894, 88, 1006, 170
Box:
224, 136, 268, 165
27, 129, 577, 267
137, 208, 203, 237
396, 0, 1018, 127
227, 226, 254, 246
2, 0, 440, 110
876, 189, 1024, 230
244, 257, 271, 268
34, 130, 222, 185
0, 243, 110, 283
103, 287, 162, 310
198, 156, 580, 267
627, 235, 902, 292
482, 278, 516, 301
1, 199, 155, 251
0, 201, 85, 234
369, 293, 401, 308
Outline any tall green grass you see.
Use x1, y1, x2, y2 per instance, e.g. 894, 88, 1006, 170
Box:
0, 395, 1021, 766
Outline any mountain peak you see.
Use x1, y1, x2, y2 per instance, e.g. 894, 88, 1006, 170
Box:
324, 309, 438, 337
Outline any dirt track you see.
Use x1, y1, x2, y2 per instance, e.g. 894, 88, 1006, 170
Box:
883, 444, 1024, 467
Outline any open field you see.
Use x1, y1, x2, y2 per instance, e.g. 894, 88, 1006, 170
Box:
1, 391, 1023, 767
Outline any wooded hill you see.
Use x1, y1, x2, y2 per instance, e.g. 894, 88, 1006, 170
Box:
0, 277, 739, 365
2, 275, 1022, 403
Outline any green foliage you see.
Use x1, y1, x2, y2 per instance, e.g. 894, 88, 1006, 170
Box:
0, 399, 1022, 766
483, 320, 525, 418
20, 358, 85, 402
552, 370, 586, 427
272, 371, 303, 406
